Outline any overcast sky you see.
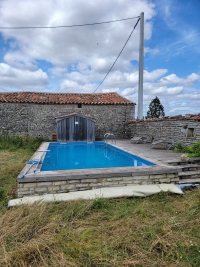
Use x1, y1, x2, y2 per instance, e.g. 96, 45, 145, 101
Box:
0, 0, 200, 117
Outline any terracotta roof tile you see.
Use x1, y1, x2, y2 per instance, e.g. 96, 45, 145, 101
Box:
128, 113, 200, 123
0, 92, 134, 105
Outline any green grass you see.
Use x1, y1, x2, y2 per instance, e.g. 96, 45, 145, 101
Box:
0, 137, 200, 266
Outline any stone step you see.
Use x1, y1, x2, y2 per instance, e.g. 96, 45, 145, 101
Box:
178, 170, 200, 184
165, 157, 200, 166
179, 170, 200, 177
181, 164, 200, 172
178, 178, 200, 184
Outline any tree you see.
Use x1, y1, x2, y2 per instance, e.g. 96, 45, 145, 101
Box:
146, 96, 165, 118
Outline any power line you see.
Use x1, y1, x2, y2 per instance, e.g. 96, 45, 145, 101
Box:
0, 16, 139, 29
93, 18, 140, 93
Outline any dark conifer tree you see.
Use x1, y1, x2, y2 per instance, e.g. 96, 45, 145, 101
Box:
146, 96, 165, 118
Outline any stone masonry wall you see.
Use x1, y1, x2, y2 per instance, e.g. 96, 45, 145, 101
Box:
17, 173, 179, 198
0, 102, 134, 140
125, 119, 200, 146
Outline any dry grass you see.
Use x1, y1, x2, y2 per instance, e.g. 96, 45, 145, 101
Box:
0, 149, 33, 212
0, 148, 200, 266
0, 191, 200, 267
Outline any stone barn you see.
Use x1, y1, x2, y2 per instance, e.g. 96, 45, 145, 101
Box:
0, 92, 135, 140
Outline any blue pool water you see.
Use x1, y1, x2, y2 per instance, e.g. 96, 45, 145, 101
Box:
41, 142, 155, 171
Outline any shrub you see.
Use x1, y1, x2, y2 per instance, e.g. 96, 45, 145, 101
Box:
186, 141, 200, 157
173, 142, 186, 153
174, 141, 200, 157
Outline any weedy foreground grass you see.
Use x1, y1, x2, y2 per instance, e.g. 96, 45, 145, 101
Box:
0, 137, 200, 267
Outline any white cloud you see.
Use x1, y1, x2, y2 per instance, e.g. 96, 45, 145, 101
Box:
49, 66, 67, 77
0, 0, 155, 67
160, 73, 200, 86
0, 63, 48, 89
144, 69, 168, 81
59, 79, 96, 93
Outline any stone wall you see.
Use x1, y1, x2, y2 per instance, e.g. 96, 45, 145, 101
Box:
0, 102, 134, 140
17, 172, 179, 198
125, 118, 200, 145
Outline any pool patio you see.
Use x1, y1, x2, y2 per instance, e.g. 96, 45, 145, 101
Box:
17, 139, 185, 198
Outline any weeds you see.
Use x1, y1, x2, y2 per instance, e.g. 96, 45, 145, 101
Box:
0, 135, 49, 212
174, 141, 200, 157
0, 133, 50, 151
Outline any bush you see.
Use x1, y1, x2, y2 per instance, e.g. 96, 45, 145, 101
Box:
173, 142, 186, 153
186, 141, 200, 157
174, 141, 200, 157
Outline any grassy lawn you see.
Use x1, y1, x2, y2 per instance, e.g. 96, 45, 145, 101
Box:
0, 137, 200, 267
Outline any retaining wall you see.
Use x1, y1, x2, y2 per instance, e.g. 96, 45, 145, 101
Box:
17, 172, 179, 198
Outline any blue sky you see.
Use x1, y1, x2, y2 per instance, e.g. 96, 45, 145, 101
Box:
0, 0, 200, 117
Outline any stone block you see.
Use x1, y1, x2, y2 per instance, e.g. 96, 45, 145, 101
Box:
103, 182, 119, 186
23, 183, 37, 188
81, 179, 97, 183
37, 182, 53, 187
17, 190, 33, 196
107, 177, 122, 181
47, 186, 59, 191
132, 175, 150, 179
149, 174, 167, 179
170, 177, 179, 182
122, 177, 134, 181
67, 179, 81, 184
35, 187, 48, 193
76, 183, 89, 188
53, 181, 67, 186
60, 184, 76, 190
97, 178, 106, 183
166, 173, 177, 178
158, 178, 171, 183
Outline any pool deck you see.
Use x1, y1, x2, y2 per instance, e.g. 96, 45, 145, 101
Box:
112, 139, 182, 164
17, 140, 183, 183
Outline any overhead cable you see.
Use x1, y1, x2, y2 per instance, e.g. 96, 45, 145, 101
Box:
0, 16, 139, 29
93, 17, 140, 93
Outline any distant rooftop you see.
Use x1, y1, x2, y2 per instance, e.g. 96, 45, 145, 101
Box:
128, 113, 200, 123
0, 92, 134, 105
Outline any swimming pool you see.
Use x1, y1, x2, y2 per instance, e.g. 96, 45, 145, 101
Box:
41, 142, 155, 171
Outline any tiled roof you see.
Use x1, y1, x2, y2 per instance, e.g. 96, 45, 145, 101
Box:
0, 92, 134, 105
127, 114, 200, 123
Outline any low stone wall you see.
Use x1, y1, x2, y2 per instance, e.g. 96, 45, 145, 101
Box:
125, 117, 200, 146
17, 172, 179, 198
